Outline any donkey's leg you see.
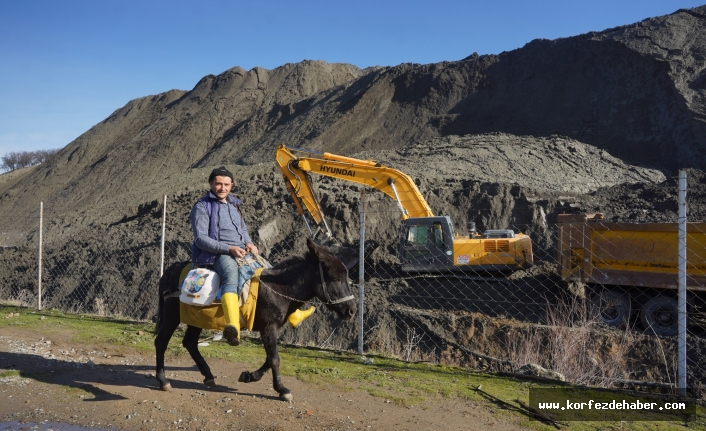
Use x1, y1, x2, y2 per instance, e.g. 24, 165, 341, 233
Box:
182, 325, 216, 386
237, 326, 277, 386
238, 354, 271, 384
154, 300, 180, 391
264, 326, 292, 401
240, 325, 291, 401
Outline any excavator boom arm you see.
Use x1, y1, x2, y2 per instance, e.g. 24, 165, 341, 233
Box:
276, 145, 434, 232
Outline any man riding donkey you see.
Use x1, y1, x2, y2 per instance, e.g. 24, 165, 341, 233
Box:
190, 166, 314, 345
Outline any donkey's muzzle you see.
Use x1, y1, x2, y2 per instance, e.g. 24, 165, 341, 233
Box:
338, 302, 357, 321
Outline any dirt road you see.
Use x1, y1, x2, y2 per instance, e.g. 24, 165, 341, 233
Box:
0, 327, 531, 431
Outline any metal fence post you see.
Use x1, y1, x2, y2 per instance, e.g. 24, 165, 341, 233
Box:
160, 195, 167, 277
678, 170, 687, 396
358, 188, 366, 355
38, 201, 43, 310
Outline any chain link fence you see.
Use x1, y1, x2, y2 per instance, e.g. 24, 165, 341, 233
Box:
0, 211, 165, 319
1, 174, 705, 398
0, 215, 35, 308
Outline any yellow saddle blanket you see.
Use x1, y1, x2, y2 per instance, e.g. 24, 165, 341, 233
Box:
178, 265, 263, 331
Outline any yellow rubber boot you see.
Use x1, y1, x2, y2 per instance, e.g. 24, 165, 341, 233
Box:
288, 306, 316, 328
221, 292, 240, 346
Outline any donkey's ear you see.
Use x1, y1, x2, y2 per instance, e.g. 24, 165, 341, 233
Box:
326, 244, 359, 271
306, 237, 322, 258
307, 237, 338, 265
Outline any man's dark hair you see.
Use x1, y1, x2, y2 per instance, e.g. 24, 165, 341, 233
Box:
209, 166, 234, 183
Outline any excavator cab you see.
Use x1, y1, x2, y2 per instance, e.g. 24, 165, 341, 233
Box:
399, 216, 534, 272
399, 216, 456, 272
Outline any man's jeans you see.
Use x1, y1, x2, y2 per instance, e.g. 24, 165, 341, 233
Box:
214, 254, 240, 296
214, 253, 271, 300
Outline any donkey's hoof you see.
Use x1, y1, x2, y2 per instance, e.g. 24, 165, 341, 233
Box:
279, 390, 292, 402
160, 383, 172, 391
238, 372, 252, 383
204, 378, 216, 387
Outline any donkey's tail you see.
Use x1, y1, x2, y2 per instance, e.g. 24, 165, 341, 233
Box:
154, 261, 189, 336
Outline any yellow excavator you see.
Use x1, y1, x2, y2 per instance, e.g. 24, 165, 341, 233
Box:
276, 144, 533, 272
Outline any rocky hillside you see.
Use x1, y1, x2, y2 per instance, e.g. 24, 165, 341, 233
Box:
1, 6, 706, 225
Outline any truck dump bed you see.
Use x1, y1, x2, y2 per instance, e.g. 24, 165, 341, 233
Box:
557, 214, 706, 291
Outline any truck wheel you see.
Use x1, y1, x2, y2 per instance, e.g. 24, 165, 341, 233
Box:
591, 289, 630, 327
640, 296, 679, 336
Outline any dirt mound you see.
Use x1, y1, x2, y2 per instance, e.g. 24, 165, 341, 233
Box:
580, 167, 706, 223
2, 6, 706, 223
361, 133, 666, 194
0, 62, 364, 222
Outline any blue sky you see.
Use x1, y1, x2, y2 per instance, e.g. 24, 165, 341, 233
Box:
1, 0, 703, 157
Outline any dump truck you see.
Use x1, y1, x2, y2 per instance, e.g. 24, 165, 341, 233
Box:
276, 144, 533, 273
557, 213, 706, 335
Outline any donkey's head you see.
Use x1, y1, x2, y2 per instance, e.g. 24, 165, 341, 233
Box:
307, 238, 357, 320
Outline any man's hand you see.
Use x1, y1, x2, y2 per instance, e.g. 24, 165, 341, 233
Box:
228, 245, 246, 259
245, 243, 259, 255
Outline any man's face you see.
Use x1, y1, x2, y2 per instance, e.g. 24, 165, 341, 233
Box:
210, 176, 233, 201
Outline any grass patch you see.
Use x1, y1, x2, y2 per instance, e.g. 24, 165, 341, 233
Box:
63, 384, 94, 398
0, 370, 21, 378
1, 303, 704, 430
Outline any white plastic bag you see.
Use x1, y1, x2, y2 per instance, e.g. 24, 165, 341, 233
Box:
179, 268, 221, 306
